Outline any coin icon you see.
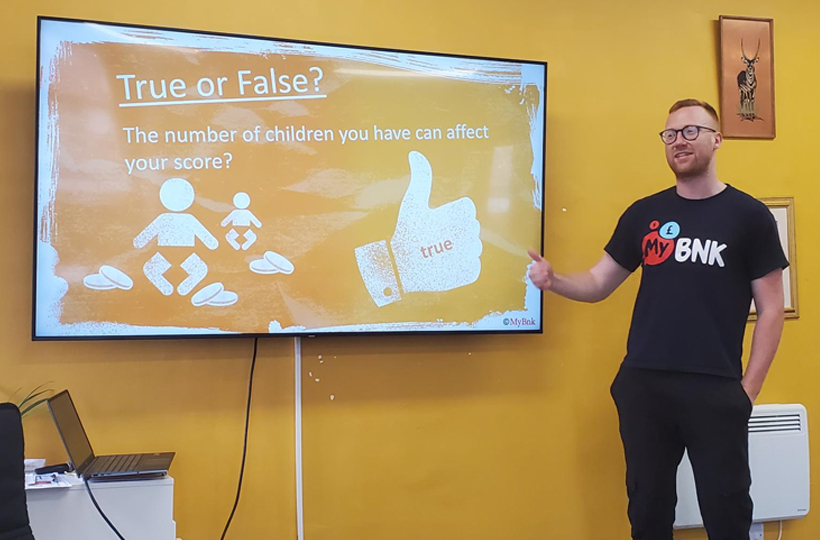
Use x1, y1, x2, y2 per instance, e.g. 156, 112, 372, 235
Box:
263, 251, 294, 275
83, 274, 116, 290
191, 282, 224, 307
99, 265, 134, 290
250, 258, 280, 275
208, 290, 238, 307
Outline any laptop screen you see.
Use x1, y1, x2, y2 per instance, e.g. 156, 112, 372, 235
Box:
47, 390, 95, 472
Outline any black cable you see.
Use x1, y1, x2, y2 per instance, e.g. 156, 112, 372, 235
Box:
84, 478, 127, 540
220, 337, 259, 540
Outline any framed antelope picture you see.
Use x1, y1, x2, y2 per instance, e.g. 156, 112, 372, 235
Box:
719, 16, 775, 139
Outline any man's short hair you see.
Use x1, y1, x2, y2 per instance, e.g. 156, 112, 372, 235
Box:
669, 99, 720, 124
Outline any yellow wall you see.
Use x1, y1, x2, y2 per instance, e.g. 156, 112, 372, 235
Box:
1, 0, 817, 539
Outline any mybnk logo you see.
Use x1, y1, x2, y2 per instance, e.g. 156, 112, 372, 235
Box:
504, 317, 536, 327
642, 220, 727, 268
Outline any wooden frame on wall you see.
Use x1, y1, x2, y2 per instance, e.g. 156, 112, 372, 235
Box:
749, 197, 798, 320
719, 16, 776, 139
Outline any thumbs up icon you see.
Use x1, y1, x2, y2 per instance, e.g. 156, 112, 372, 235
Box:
355, 151, 482, 307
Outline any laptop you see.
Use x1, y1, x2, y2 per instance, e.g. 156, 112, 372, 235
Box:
46, 390, 174, 480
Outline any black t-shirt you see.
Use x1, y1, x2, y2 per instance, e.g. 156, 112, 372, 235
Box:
605, 185, 789, 379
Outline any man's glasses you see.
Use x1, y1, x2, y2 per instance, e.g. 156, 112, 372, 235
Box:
659, 125, 717, 145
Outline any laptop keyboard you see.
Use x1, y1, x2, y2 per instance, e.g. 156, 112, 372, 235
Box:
96, 454, 140, 473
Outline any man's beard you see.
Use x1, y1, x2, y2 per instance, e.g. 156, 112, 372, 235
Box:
670, 156, 711, 179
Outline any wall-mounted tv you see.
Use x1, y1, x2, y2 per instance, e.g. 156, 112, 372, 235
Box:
34, 17, 546, 339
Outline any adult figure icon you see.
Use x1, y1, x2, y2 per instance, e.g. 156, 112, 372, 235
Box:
134, 178, 219, 296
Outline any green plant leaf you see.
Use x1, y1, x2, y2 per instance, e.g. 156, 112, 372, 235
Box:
18, 382, 51, 406
14, 383, 53, 418
20, 397, 50, 417
19, 389, 50, 407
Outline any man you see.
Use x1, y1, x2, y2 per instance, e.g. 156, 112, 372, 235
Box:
528, 99, 788, 540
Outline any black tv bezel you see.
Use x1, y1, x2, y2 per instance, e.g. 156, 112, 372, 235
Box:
33, 15, 547, 341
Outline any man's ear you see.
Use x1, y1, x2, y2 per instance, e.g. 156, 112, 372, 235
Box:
713, 131, 723, 150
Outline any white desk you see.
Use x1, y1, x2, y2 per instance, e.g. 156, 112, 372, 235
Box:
26, 475, 177, 540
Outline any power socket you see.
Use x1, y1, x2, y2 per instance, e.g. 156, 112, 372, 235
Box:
749, 522, 764, 540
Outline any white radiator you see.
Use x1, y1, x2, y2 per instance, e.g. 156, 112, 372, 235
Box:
674, 404, 810, 528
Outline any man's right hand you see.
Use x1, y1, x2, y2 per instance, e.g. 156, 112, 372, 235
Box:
527, 249, 554, 291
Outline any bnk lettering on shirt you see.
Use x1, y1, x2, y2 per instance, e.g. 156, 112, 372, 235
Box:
642, 220, 726, 267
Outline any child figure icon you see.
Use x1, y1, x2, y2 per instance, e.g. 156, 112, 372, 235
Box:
133, 178, 219, 296
221, 192, 262, 251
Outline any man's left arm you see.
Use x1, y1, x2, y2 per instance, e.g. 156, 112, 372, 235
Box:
743, 268, 785, 403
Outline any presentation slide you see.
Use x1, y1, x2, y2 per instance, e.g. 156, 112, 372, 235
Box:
34, 18, 546, 339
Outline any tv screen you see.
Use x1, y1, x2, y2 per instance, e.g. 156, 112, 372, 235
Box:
34, 17, 546, 339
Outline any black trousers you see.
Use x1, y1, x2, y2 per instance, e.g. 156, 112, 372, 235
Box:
610, 366, 753, 540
